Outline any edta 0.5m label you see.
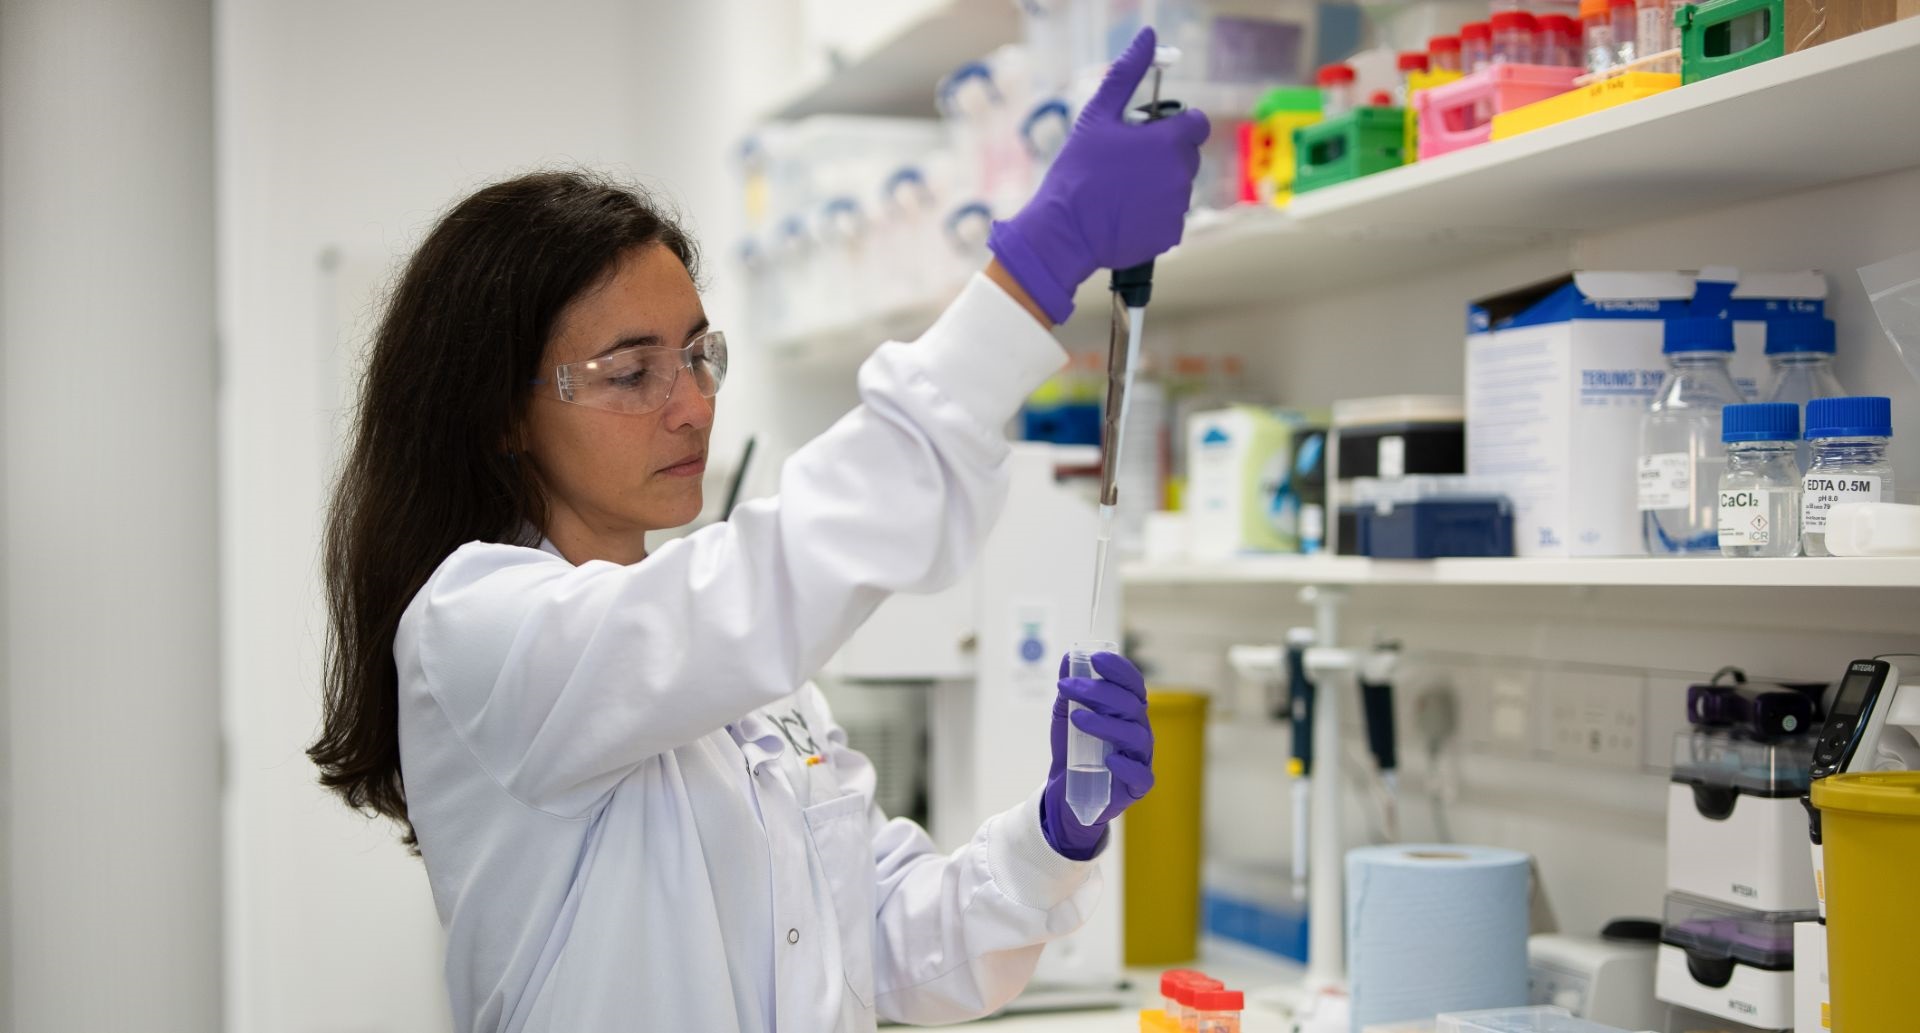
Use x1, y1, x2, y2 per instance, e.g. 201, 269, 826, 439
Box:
1801, 474, 1881, 532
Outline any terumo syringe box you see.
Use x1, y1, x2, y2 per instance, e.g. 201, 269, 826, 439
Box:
1465, 270, 1826, 557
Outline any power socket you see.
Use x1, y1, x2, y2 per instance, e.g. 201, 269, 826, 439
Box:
1542, 671, 1646, 769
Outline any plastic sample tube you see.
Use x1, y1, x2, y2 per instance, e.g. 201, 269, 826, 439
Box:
1610, 0, 1640, 63
1428, 34, 1463, 72
1316, 63, 1356, 117
1065, 639, 1118, 826
1537, 14, 1580, 64
1192, 988, 1245, 1033
1460, 21, 1492, 70
1490, 10, 1538, 63
1581, 0, 1617, 74
1395, 51, 1429, 104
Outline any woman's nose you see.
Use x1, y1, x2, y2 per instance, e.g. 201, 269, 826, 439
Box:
662, 368, 715, 431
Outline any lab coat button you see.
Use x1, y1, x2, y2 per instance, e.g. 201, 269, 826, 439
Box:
787, 928, 799, 944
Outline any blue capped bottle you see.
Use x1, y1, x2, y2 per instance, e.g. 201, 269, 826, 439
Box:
1802, 396, 1895, 557
1640, 316, 1745, 555
1718, 403, 1802, 558
1762, 317, 1846, 471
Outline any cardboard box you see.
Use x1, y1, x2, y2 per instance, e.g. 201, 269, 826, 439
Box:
1786, 0, 1918, 52
1188, 406, 1298, 558
1466, 270, 1826, 557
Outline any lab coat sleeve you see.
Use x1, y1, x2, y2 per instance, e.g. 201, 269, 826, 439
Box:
804, 682, 1095, 1025
867, 791, 1100, 1025
405, 273, 1067, 816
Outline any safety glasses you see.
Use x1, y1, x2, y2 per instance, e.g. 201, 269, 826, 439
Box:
532, 330, 728, 415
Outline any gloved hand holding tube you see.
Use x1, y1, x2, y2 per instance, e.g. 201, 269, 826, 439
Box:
986, 26, 1211, 324
1042, 649, 1155, 860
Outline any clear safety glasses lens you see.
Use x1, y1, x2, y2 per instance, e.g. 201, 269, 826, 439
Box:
549, 331, 728, 415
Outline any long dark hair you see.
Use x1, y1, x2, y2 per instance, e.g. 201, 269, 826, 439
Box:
311, 169, 699, 845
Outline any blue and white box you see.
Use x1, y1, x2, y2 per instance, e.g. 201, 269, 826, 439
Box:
1466, 269, 1826, 557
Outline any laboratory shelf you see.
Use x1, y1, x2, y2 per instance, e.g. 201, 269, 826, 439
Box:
1282, 17, 1920, 236
762, 19, 1920, 358
762, 0, 1022, 122
1121, 554, 1920, 589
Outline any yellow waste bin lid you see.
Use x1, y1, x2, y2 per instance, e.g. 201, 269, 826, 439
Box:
1811, 771, 1920, 816
1145, 688, 1210, 714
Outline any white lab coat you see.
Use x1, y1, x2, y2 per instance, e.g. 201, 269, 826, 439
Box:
395, 274, 1097, 1033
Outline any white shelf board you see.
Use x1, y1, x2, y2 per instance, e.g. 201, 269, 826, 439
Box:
765, 0, 1022, 121
1123, 554, 1920, 589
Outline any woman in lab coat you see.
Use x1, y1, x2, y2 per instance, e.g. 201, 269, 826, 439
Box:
309, 28, 1207, 1033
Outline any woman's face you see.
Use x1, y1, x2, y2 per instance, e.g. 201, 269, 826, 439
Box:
523, 244, 714, 559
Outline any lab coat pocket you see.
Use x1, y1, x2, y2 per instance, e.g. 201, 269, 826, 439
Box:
803, 791, 877, 1009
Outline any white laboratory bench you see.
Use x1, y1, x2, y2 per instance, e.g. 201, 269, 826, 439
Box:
948, 946, 1302, 1032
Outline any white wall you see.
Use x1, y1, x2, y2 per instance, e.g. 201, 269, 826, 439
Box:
216, 2, 799, 1028
2, 0, 222, 1029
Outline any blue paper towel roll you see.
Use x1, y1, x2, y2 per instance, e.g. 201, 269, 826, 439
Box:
1346, 844, 1532, 1033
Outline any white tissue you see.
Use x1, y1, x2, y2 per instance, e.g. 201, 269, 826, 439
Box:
1347, 844, 1533, 1033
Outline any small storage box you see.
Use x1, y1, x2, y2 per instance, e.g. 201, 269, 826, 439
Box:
1656, 893, 1807, 1030
1678, 0, 1787, 83
1404, 67, 1465, 160
1293, 107, 1406, 194
1251, 87, 1322, 207
1490, 72, 1681, 140
1667, 731, 1817, 911
1345, 476, 1515, 558
1414, 64, 1581, 160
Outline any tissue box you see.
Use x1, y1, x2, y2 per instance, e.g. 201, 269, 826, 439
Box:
1188, 406, 1298, 558
1465, 270, 1826, 557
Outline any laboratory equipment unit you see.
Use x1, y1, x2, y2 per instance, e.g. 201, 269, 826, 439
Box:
1330, 395, 1465, 555
1666, 730, 1817, 912
1654, 892, 1809, 1030
1527, 926, 1666, 1031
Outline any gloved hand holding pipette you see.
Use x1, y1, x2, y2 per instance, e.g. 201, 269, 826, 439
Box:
986, 26, 1210, 325
1042, 648, 1155, 860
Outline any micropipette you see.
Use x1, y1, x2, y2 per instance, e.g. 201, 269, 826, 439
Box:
1070, 47, 1185, 832
1087, 44, 1184, 639
1284, 628, 1317, 901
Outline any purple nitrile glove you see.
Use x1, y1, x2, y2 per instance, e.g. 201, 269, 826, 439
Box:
986, 26, 1211, 324
1041, 650, 1156, 861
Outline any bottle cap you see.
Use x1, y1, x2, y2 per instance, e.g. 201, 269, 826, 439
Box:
1663, 315, 1735, 354
1765, 317, 1837, 355
1317, 63, 1356, 85
1193, 988, 1246, 1012
1806, 396, 1893, 439
1580, 0, 1609, 18
1491, 10, 1538, 29
1539, 13, 1578, 34
1368, 89, 1395, 106
1429, 34, 1463, 53
1461, 21, 1492, 40
1160, 970, 1202, 997
1609, 0, 1637, 9
1723, 403, 1800, 443
1398, 51, 1431, 71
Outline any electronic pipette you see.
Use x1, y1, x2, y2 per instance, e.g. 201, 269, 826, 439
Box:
1086, 44, 1184, 638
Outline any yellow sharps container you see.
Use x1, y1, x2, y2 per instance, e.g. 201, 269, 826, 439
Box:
1124, 689, 1209, 965
1810, 771, 1920, 1031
